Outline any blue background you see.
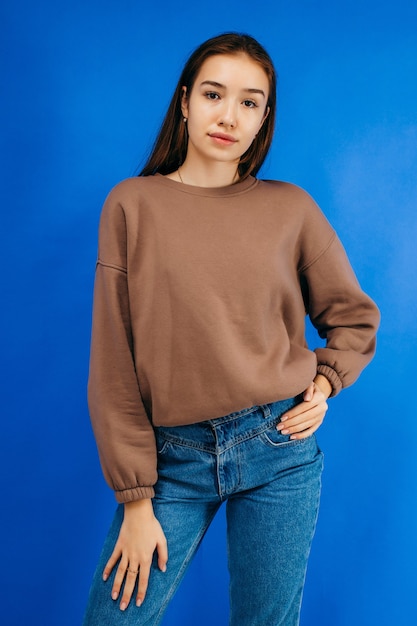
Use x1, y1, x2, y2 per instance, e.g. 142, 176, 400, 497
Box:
1, 1, 416, 624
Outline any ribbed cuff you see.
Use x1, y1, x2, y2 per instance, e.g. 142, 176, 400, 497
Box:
316, 364, 343, 397
115, 485, 155, 503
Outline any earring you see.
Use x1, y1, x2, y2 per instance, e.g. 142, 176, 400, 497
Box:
183, 117, 187, 123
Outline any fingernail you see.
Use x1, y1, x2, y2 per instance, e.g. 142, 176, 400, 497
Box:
120, 602, 127, 611
102, 573, 108, 581
112, 592, 118, 601
162, 565, 167, 573
281, 429, 289, 435
280, 415, 288, 422
136, 599, 142, 607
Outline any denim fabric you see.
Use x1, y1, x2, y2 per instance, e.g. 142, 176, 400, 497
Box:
83, 397, 323, 626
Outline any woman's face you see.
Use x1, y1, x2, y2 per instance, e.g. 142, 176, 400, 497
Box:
181, 53, 270, 169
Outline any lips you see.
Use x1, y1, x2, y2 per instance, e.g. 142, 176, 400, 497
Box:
209, 132, 238, 144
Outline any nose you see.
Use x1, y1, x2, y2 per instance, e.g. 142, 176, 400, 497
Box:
218, 99, 237, 128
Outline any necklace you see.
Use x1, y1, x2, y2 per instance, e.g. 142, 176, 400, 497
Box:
177, 167, 184, 183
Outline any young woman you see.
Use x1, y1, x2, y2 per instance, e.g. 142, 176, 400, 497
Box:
83, 33, 379, 625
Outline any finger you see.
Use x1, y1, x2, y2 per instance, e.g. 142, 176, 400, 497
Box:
103, 545, 122, 582
136, 560, 152, 607
289, 423, 319, 440
157, 536, 168, 572
279, 415, 322, 436
281, 395, 328, 423
280, 399, 318, 421
119, 565, 139, 611
111, 558, 128, 602
278, 403, 327, 432
303, 381, 315, 402
278, 404, 326, 429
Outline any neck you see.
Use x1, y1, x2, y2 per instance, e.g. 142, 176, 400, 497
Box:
176, 156, 240, 188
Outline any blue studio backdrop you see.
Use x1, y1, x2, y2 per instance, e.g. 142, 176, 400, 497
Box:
1, 1, 416, 625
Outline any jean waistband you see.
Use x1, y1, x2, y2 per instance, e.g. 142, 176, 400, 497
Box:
155, 395, 304, 454
207, 395, 302, 428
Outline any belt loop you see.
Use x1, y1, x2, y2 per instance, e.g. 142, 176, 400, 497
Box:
260, 404, 271, 419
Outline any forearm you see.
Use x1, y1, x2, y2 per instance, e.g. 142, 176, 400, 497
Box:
306, 235, 380, 395
89, 264, 158, 501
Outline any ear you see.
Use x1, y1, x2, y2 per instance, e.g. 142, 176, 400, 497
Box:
254, 106, 269, 139
260, 106, 270, 129
181, 86, 189, 118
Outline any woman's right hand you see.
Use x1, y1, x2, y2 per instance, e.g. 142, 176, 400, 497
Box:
103, 499, 168, 611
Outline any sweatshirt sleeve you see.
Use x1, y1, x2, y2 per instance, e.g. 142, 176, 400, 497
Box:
300, 231, 380, 396
88, 188, 157, 502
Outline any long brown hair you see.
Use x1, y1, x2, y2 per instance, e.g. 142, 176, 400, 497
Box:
140, 33, 277, 180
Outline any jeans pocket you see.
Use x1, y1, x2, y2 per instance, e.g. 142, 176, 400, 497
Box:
155, 429, 171, 455
260, 419, 314, 448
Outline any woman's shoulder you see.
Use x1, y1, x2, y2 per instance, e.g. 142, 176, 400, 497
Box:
104, 175, 159, 201
99, 176, 169, 222
257, 178, 316, 203
257, 179, 329, 220
257, 178, 335, 240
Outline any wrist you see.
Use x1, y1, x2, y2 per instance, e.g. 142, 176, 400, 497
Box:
314, 374, 332, 399
124, 498, 154, 518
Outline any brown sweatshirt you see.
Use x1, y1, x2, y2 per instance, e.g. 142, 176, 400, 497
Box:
88, 174, 379, 503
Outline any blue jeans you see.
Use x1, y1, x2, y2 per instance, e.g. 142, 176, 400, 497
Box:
83, 397, 323, 626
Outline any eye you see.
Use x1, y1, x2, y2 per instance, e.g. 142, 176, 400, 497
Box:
205, 91, 220, 100
243, 99, 258, 108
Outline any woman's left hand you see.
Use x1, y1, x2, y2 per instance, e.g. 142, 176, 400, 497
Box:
276, 374, 332, 440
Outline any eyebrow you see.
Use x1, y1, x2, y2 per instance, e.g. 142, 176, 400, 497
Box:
199, 80, 266, 98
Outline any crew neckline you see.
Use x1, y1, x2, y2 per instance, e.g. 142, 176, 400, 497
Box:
152, 173, 259, 197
